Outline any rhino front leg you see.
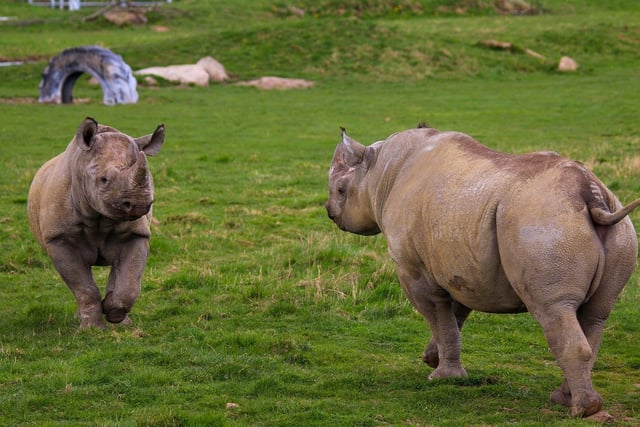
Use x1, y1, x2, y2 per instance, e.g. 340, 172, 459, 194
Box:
102, 237, 149, 324
396, 265, 467, 379
47, 242, 105, 329
423, 301, 472, 368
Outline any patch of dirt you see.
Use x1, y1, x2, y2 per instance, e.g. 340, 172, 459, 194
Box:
586, 411, 615, 423
0, 97, 37, 104
236, 76, 315, 90
0, 54, 47, 63
0, 97, 92, 104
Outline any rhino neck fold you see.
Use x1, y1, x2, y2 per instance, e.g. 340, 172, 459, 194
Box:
67, 156, 101, 222
367, 143, 412, 232
368, 128, 445, 232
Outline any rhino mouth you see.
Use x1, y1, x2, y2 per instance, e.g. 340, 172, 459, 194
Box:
110, 201, 153, 221
326, 208, 346, 231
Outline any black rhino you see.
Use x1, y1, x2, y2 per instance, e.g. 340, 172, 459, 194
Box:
326, 125, 639, 417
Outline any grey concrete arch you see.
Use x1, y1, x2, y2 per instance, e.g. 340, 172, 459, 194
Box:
38, 46, 138, 105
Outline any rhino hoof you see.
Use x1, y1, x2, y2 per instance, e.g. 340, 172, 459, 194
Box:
105, 307, 129, 324
38, 45, 138, 105
422, 341, 440, 368
550, 388, 572, 407
428, 366, 468, 380
569, 391, 603, 418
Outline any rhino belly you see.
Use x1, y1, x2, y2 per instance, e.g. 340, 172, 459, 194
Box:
442, 272, 527, 314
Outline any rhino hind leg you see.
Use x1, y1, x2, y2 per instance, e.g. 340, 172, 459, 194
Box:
533, 305, 603, 417
396, 265, 467, 379
423, 301, 472, 368
47, 244, 106, 329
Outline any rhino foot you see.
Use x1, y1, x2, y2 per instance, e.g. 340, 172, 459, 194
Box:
422, 340, 439, 368
550, 387, 572, 408
428, 366, 467, 380
569, 390, 603, 418
551, 386, 602, 417
104, 307, 129, 324
78, 303, 106, 329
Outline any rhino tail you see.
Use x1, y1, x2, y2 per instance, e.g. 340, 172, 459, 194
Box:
590, 199, 640, 226
586, 181, 640, 226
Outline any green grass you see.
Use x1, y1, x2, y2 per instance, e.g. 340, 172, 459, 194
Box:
1, 0, 640, 425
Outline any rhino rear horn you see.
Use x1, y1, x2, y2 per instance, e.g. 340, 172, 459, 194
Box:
340, 128, 366, 167
76, 117, 98, 151
135, 124, 165, 156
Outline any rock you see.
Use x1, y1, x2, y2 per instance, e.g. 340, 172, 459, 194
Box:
497, 0, 539, 15
558, 56, 578, 72
480, 39, 514, 50
135, 64, 211, 87
142, 76, 158, 86
103, 10, 147, 26
196, 56, 229, 82
237, 76, 315, 90
288, 6, 305, 17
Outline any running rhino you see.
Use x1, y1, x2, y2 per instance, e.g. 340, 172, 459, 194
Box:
326, 125, 640, 417
28, 117, 164, 329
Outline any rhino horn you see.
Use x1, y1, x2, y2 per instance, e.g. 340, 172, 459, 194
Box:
135, 124, 165, 156
340, 127, 367, 167
135, 151, 150, 185
76, 117, 98, 151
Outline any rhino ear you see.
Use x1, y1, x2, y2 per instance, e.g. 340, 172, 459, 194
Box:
340, 127, 367, 167
76, 117, 98, 151
135, 124, 165, 156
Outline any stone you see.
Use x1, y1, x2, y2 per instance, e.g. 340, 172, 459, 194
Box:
196, 56, 229, 82
558, 56, 578, 72
103, 10, 148, 26
135, 64, 210, 87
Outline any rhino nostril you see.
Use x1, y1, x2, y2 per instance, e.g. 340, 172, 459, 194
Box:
122, 201, 132, 212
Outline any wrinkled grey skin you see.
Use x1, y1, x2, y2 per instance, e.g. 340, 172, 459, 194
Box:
28, 117, 164, 329
326, 126, 640, 417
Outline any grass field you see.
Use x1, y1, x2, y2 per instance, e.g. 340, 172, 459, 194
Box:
1, 0, 640, 425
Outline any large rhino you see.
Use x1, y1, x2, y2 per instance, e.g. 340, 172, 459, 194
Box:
28, 117, 164, 329
326, 125, 640, 417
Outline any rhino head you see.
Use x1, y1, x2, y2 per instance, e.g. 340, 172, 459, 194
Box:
326, 128, 381, 236
73, 117, 164, 221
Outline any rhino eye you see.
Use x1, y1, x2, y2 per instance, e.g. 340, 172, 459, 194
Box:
99, 176, 109, 185
337, 187, 346, 197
